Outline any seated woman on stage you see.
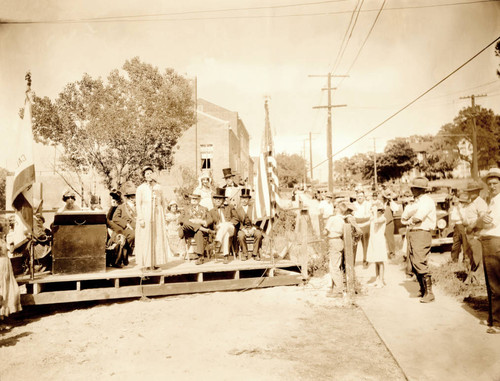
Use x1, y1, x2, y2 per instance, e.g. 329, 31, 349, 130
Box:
165, 200, 186, 258
57, 190, 81, 213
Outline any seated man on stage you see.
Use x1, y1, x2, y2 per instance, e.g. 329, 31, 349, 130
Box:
106, 189, 128, 268
235, 189, 263, 261
207, 188, 238, 264
179, 193, 210, 265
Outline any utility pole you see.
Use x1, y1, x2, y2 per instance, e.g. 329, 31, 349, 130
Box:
460, 94, 486, 180
303, 139, 307, 187
310, 73, 348, 192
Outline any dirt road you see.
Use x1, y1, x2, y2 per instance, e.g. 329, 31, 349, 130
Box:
1, 276, 405, 381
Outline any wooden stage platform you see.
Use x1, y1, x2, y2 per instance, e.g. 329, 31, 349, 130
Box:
16, 257, 303, 306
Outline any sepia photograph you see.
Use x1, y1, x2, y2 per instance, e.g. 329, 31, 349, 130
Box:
1, 0, 500, 380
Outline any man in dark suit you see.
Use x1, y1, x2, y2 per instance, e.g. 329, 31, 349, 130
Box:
179, 193, 209, 265
235, 188, 263, 261
207, 188, 238, 264
112, 182, 137, 255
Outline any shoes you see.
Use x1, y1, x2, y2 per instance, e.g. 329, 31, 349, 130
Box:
241, 255, 248, 261
486, 326, 500, 334
363, 261, 369, 268
254, 255, 261, 261
195, 257, 205, 265
223, 256, 229, 264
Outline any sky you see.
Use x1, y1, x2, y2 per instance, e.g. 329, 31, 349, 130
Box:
1, 0, 499, 182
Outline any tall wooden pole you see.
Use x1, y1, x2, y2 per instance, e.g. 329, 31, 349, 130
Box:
310, 73, 348, 192
460, 94, 486, 180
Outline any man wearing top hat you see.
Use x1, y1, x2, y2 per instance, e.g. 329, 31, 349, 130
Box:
112, 182, 137, 256
401, 176, 437, 303
222, 168, 240, 208
235, 188, 263, 261
476, 168, 500, 333
206, 188, 239, 264
179, 193, 209, 265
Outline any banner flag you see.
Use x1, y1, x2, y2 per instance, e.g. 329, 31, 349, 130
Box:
11, 83, 35, 233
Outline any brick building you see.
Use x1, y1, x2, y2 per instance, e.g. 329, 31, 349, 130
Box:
167, 98, 254, 187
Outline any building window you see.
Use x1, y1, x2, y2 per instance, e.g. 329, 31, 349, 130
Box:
200, 144, 213, 170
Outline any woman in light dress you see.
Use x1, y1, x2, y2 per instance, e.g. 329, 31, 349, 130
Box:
193, 170, 214, 211
0, 238, 22, 319
135, 165, 172, 270
165, 200, 186, 258
366, 200, 388, 287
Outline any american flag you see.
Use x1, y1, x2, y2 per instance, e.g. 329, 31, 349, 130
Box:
254, 98, 279, 234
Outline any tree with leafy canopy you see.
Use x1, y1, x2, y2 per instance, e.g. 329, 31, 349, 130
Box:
436, 106, 500, 170
0, 167, 12, 211
29, 57, 196, 189
275, 153, 307, 187
362, 138, 416, 182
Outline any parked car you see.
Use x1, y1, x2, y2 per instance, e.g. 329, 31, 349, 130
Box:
428, 186, 455, 248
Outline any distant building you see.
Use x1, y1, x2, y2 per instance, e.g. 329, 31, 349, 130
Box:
165, 98, 254, 188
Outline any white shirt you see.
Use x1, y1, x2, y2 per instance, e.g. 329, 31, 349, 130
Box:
402, 193, 436, 231
325, 214, 344, 238
480, 193, 500, 237
318, 199, 334, 219
353, 200, 371, 220
464, 196, 487, 228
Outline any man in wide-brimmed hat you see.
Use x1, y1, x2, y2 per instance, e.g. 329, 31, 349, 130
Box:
206, 188, 238, 264
234, 188, 263, 261
461, 180, 488, 283
476, 168, 500, 333
401, 176, 437, 303
179, 193, 209, 265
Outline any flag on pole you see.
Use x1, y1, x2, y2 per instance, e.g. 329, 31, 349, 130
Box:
254, 98, 279, 234
11, 75, 35, 234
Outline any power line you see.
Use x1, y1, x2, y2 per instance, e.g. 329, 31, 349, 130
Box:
312, 34, 500, 170
0, 0, 495, 24
331, 0, 363, 74
342, 0, 386, 79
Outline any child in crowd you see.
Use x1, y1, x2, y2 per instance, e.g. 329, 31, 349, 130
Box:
165, 200, 186, 258
366, 200, 388, 288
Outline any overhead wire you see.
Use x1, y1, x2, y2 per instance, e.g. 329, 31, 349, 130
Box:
0, 0, 496, 24
312, 35, 500, 170
336, 0, 386, 90
330, 0, 362, 74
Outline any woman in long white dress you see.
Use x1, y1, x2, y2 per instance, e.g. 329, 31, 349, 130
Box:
366, 200, 388, 287
135, 165, 172, 270
0, 238, 21, 319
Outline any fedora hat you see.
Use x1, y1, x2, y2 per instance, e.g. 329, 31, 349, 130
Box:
409, 176, 429, 189
142, 165, 154, 176
240, 188, 251, 198
464, 180, 483, 192
213, 187, 227, 199
222, 168, 234, 178
483, 168, 500, 182
188, 193, 201, 199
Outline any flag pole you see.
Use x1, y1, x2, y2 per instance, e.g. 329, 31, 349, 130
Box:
25, 72, 35, 280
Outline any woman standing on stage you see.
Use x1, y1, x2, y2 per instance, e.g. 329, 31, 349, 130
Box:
135, 165, 171, 270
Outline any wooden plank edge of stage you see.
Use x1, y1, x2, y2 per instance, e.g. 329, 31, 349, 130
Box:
18, 260, 304, 306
